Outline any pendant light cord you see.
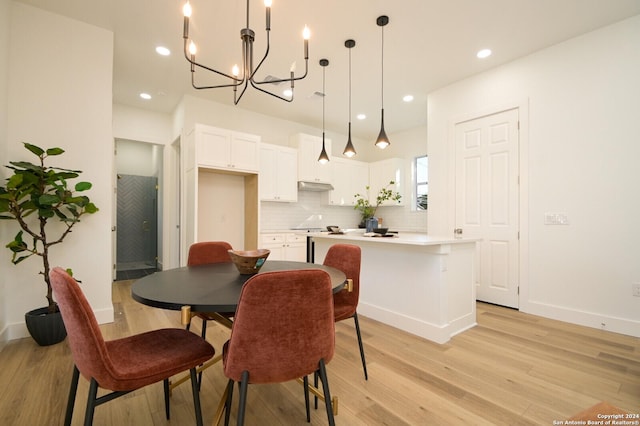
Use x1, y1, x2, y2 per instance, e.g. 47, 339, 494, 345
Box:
380, 23, 384, 108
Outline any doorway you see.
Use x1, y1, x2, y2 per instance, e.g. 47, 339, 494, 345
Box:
454, 108, 520, 308
114, 140, 162, 280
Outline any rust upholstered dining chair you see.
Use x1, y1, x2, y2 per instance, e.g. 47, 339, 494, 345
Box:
221, 269, 336, 426
50, 267, 215, 426
323, 243, 368, 380
186, 241, 235, 336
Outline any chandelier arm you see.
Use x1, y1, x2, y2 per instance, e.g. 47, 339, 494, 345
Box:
252, 58, 309, 85
233, 80, 251, 105
184, 41, 243, 86
249, 79, 294, 102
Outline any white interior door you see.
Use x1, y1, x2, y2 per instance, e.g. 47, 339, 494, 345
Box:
455, 108, 520, 308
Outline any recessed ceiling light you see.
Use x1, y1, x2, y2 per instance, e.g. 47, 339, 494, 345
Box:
477, 48, 492, 59
155, 46, 171, 56
139, 93, 152, 100
403, 95, 414, 102
357, 114, 366, 120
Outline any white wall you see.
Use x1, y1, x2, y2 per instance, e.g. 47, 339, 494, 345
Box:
428, 15, 640, 337
2, 3, 114, 340
0, 0, 11, 348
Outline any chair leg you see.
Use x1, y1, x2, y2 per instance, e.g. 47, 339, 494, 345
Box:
224, 379, 234, 426
197, 319, 208, 390
303, 375, 310, 422
84, 378, 99, 426
313, 371, 319, 409
189, 368, 204, 426
317, 359, 335, 426
237, 371, 249, 426
64, 365, 80, 426
353, 312, 368, 380
163, 378, 170, 419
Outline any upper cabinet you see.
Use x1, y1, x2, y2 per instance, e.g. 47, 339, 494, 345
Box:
369, 158, 406, 206
259, 143, 298, 202
194, 124, 260, 173
291, 133, 332, 184
329, 157, 369, 206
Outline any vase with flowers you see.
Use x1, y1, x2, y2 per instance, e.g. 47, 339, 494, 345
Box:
353, 181, 401, 230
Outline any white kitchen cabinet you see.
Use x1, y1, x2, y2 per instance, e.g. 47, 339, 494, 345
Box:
328, 157, 369, 206
181, 124, 260, 264
260, 232, 307, 262
259, 143, 298, 202
195, 124, 260, 173
369, 158, 406, 206
291, 133, 332, 184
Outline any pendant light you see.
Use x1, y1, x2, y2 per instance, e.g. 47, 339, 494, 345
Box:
318, 59, 330, 164
343, 39, 357, 157
375, 15, 390, 149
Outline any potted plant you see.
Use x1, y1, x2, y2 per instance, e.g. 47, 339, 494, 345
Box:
353, 181, 401, 229
0, 143, 99, 346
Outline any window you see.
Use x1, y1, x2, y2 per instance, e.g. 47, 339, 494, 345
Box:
415, 155, 428, 210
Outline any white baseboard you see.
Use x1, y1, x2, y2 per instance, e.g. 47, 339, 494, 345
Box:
522, 300, 640, 338
359, 302, 476, 344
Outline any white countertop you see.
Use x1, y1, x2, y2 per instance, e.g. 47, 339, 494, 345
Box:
309, 230, 479, 246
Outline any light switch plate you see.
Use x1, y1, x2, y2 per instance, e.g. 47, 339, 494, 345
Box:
544, 212, 569, 225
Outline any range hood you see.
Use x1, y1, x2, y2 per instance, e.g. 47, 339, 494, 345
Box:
298, 181, 334, 192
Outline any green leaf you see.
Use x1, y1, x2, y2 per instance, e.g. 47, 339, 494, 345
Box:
46, 147, 65, 156
75, 181, 92, 191
84, 203, 99, 214
24, 143, 44, 157
38, 194, 60, 206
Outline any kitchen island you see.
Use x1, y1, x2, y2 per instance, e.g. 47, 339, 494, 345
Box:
310, 231, 479, 344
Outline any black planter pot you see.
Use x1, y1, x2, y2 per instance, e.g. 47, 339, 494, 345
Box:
25, 307, 67, 346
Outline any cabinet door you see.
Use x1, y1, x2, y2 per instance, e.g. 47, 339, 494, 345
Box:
293, 133, 332, 184
259, 145, 278, 200
276, 148, 298, 202
284, 233, 307, 262
197, 126, 231, 168
369, 158, 405, 206
261, 233, 285, 260
230, 131, 259, 172
260, 144, 297, 202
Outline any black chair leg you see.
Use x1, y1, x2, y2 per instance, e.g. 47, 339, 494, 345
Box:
224, 379, 234, 426
64, 365, 80, 426
84, 378, 99, 426
313, 371, 319, 409
303, 375, 310, 422
189, 368, 204, 426
353, 312, 368, 380
163, 378, 170, 419
317, 359, 335, 426
237, 371, 249, 426
197, 319, 208, 390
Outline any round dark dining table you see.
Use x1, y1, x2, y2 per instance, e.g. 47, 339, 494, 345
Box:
131, 260, 347, 313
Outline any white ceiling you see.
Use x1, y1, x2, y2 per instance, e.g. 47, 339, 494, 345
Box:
15, 0, 640, 141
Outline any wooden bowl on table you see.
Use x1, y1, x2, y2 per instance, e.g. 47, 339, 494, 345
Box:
228, 249, 271, 275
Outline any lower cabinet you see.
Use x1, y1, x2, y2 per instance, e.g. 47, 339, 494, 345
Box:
260, 232, 307, 262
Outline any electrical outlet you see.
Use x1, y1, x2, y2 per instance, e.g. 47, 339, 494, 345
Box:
544, 212, 569, 225
633, 283, 640, 297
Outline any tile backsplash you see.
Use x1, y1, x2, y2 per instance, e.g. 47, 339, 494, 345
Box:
260, 191, 428, 232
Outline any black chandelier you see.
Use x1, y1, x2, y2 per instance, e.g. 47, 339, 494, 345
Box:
182, 0, 310, 105
318, 59, 330, 164
375, 15, 390, 149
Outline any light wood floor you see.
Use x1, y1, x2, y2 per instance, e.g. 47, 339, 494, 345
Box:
0, 279, 638, 425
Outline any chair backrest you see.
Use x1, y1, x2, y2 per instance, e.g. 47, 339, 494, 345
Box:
223, 269, 335, 384
323, 244, 361, 314
49, 267, 120, 388
187, 241, 233, 266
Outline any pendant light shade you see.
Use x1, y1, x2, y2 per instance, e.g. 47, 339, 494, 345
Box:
375, 15, 390, 149
343, 39, 357, 157
318, 59, 330, 164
